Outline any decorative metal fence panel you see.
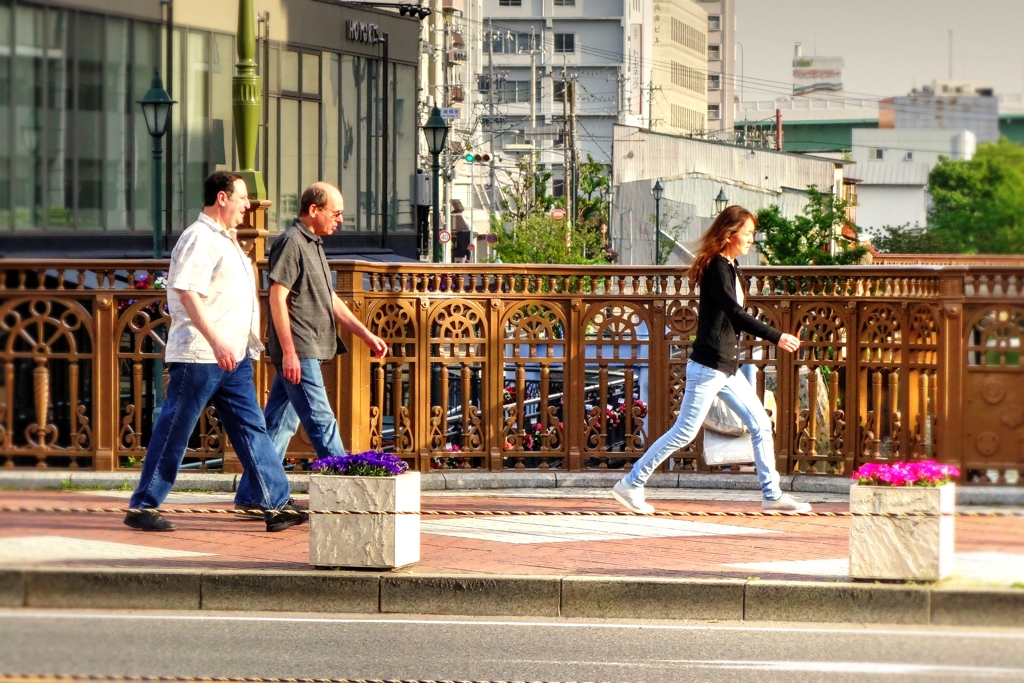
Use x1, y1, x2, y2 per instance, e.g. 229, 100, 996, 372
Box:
1, 260, 1021, 485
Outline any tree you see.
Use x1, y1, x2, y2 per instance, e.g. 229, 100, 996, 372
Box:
925, 139, 1024, 254
489, 155, 610, 264
868, 223, 960, 254
756, 186, 868, 266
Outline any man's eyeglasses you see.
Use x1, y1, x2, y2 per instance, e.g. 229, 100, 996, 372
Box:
319, 206, 344, 220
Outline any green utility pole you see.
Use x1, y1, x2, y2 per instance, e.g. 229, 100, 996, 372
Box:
233, 0, 266, 199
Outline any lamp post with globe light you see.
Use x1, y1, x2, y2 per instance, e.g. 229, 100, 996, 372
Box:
714, 187, 729, 216
422, 106, 450, 263
651, 178, 664, 266
138, 73, 176, 259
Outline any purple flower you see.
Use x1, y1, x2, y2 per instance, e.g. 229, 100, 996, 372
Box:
310, 450, 409, 477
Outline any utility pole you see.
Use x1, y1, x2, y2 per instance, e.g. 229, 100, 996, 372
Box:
528, 29, 538, 182
487, 19, 497, 211
641, 82, 661, 131
568, 79, 578, 225
565, 66, 573, 227
775, 108, 783, 151
163, 0, 174, 249
611, 69, 628, 124
442, 19, 451, 261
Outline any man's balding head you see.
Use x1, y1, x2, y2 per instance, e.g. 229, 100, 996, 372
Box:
299, 182, 343, 218
299, 182, 345, 236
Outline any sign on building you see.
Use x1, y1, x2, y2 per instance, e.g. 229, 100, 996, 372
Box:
792, 44, 843, 98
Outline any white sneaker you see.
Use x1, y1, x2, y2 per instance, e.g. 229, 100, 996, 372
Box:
612, 479, 655, 514
762, 493, 812, 513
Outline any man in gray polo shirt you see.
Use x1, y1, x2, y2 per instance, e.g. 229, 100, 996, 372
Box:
235, 182, 387, 511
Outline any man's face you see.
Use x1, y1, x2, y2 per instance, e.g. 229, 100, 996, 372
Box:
225, 179, 251, 228
310, 192, 344, 237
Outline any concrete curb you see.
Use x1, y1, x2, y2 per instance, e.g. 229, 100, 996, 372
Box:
3, 470, 1024, 504
561, 576, 745, 621
3, 567, 1020, 626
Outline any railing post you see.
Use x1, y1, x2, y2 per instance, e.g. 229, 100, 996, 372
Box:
415, 293, 432, 472
936, 267, 966, 468
224, 200, 270, 474
648, 297, 668, 469
487, 296, 504, 471
336, 263, 369, 455
776, 299, 795, 475
93, 292, 117, 470
566, 297, 583, 471
845, 300, 860, 474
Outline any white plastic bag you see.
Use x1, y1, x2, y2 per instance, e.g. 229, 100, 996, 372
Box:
703, 427, 755, 466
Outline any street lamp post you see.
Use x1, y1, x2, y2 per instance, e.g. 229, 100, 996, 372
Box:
138, 72, 176, 259
138, 72, 175, 425
422, 106, 450, 263
651, 178, 664, 266
714, 188, 729, 216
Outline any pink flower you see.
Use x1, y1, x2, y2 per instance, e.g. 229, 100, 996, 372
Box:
852, 460, 959, 487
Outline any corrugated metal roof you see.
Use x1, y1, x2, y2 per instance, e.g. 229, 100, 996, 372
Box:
845, 162, 931, 186
613, 125, 838, 192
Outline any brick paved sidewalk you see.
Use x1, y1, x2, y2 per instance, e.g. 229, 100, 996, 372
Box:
1, 489, 1022, 585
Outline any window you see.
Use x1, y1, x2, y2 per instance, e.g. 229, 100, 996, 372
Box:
554, 33, 575, 53
904, 151, 914, 161
554, 0, 575, 5
708, 104, 720, 120
671, 104, 703, 132
491, 31, 537, 53
671, 18, 705, 54
869, 148, 884, 160
708, 44, 721, 60
708, 15, 721, 30
708, 74, 721, 90
498, 0, 522, 5
499, 80, 541, 103
671, 62, 704, 94
554, 80, 568, 102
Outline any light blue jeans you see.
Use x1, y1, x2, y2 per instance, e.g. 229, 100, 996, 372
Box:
623, 359, 782, 501
235, 358, 344, 507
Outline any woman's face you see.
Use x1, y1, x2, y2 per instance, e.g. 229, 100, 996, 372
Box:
724, 218, 756, 258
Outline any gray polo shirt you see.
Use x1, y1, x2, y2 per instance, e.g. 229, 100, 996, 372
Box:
267, 220, 338, 362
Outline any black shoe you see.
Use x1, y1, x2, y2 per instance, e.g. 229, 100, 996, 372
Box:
124, 509, 176, 532
265, 499, 308, 532
232, 503, 265, 521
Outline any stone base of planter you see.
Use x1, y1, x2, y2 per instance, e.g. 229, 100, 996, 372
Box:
849, 482, 954, 581
309, 471, 420, 569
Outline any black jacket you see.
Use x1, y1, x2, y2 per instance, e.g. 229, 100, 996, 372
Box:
689, 255, 782, 375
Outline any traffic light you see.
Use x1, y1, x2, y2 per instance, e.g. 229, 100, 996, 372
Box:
464, 153, 491, 163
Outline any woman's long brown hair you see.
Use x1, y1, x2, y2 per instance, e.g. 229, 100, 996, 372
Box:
687, 205, 758, 286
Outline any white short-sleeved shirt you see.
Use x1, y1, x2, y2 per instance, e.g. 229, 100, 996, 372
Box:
165, 213, 264, 363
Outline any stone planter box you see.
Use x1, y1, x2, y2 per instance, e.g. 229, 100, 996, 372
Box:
309, 471, 420, 569
849, 483, 954, 581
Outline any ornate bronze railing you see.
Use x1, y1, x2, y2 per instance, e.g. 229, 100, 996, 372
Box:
1, 260, 1021, 484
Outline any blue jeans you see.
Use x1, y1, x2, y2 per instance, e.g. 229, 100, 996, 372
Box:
624, 359, 782, 500
235, 358, 344, 506
129, 357, 291, 511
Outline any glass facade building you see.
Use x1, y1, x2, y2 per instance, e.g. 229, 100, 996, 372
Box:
0, 0, 420, 257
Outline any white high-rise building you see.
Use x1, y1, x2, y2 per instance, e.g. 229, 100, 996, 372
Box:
694, 0, 735, 136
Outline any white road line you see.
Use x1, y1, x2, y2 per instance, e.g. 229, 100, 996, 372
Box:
480, 657, 1024, 676
1, 610, 1022, 640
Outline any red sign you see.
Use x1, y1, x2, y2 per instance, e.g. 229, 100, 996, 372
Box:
551, 207, 566, 220
438, 230, 451, 244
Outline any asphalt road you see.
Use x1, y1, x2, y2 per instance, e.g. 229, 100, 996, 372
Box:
2, 609, 1023, 683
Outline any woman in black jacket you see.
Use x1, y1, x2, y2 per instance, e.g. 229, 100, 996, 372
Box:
612, 206, 812, 513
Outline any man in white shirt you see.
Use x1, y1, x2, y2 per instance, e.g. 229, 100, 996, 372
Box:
125, 171, 306, 533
